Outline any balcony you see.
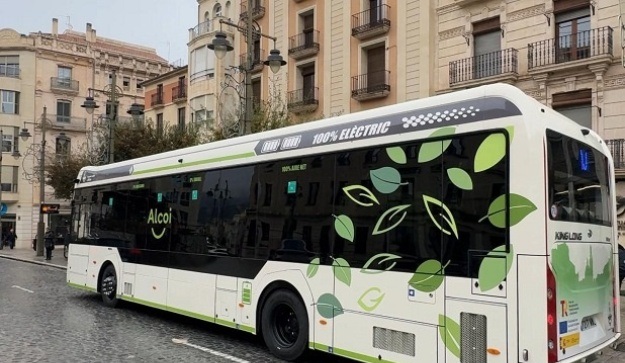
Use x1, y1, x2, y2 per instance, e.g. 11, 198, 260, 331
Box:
607, 139, 625, 178
151, 93, 164, 107
288, 30, 320, 60
240, 0, 265, 20
0, 65, 19, 78
351, 70, 391, 101
50, 77, 79, 93
528, 27, 613, 73
288, 87, 319, 113
172, 85, 187, 102
240, 50, 265, 73
449, 48, 518, 88
49, 115, 87, 132
191, 20, 212, 41
351, 4, 391, 40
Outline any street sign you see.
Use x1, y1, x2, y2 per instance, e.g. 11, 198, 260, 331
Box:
0, 203, 6, 216
40, 203, 61, 214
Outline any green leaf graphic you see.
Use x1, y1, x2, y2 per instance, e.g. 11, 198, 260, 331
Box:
418, 127, 455, 163
423, 195, 459, 239
478, 245, 514, 292
505, 126, 515, 142
361, 253, 402, 274
372, 204, 411, 235
342, 185, 380, 207
386, 147, 407, 164
307, 257, 320, 279
438, 314, 461, 358
317, 293, 344, 319
357, 287, 385, 312
409, 259, 445, 292
474, 133, 506, 172
447, 168, 473, 190
480, 193, 537, 228
333, 258, 352, 286
333, 214, 355, 242
370, 167, 405, 194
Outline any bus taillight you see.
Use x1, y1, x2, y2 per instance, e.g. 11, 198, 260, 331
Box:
547, 264, 558, 363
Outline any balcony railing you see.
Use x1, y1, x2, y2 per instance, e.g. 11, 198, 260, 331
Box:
172, 84, 187, 102
50, 77, 79, 92
240, 0, 265, 20
607, 139, 625, 170
49, 114, 87, 132
288, 87, 319, 113
151, 93, 164, 107
449, 48, 518, 86
351, 4, 391, 40
191, 20, 212, 41
528, 27, 613, 69
240, 50, 265, 73
288, 30, 320, 60
0, 65, 19, 78
351, 70, 391, 101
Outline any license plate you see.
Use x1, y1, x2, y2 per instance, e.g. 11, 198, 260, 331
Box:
581, 317, 596, 331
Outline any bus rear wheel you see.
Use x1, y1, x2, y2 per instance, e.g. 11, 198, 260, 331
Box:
100, 264, 119, 308
261, 289, 308, 361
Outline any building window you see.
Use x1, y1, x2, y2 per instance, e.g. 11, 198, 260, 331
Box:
214, 3, 222, 17
178, 107, 186, 130
58, 66, 72, 80
298, 63, 315, 102
251, 78, 261, 110
472, 17, 501, 79
554, 2, 591, 63
552, 89, 592, 128
364, 44, 386, 88
108, 72, 115, 85
0, 90, 19, 114
56, 100, 71, 123
0, 56, 19, 78
55, 134, 71, 158
156, 113, 164, 134
136, 79, 144, 92
300, 11, 314, 46
0, 166, 18, 192
1, 130, 12, 152
123, 77, 130, 91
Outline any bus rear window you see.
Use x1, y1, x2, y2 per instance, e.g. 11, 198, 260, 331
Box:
547, 130, 611, 226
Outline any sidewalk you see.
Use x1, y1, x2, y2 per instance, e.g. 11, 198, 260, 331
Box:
0, 247, 67, 270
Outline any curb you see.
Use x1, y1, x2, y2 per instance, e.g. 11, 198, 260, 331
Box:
0, 254, 67, 270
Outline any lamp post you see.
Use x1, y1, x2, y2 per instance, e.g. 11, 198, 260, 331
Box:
81, 68, 145, 164
0, 128, 21, 249
208, 0, 286, 135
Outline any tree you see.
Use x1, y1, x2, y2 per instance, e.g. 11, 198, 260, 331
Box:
44, 119, 209, 199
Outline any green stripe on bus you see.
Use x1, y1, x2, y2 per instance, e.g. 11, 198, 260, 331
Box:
119, 295, 255, 333
311, 343, 395, 363
133, 152, 256, 175
67, 282, 98, 292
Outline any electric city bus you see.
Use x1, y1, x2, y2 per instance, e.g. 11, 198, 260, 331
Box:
67, 83, 620, 363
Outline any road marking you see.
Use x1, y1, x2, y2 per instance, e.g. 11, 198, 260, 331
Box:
172, 338, 250, 363
11, 285, 34, 294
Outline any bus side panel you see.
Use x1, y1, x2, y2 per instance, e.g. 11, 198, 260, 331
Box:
517, 254, 548, 362
67, 244, 89, 287
134, 264, 169, 307
85, 246, 121, 290
166, 269, 216, 322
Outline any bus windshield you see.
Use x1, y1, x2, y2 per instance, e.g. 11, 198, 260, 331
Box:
547, 129, 611, 226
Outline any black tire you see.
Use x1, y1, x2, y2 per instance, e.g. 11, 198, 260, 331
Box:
100, 264, 119, 308
261, 289, 308, 361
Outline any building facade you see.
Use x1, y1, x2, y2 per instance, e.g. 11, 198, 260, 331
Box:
143, 66, 188, 130
0, 19, 170, 248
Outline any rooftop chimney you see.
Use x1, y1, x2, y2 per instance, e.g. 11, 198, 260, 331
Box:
52, 18, 58, 36
86, 23, 92, 42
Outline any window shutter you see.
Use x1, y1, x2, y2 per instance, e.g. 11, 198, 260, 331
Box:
553, 0, 589, 14
552, 89, 592, 108
472, 17, 500, 36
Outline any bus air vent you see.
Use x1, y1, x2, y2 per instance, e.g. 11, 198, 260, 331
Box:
461, 312, 487, 363
124, 282, 133, 295
372, 327, 415, 356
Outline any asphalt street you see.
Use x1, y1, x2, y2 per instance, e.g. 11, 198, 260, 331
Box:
0, 258, 349, 363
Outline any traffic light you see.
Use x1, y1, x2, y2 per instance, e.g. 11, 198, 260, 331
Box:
40, 204, 60, 214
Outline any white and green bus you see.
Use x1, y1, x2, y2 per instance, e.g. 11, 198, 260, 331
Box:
67, 83, 620, 363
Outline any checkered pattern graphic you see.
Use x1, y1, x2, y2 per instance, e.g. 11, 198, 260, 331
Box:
401, 106, 481, 129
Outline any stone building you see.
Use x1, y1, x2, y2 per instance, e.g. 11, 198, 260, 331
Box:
0, 19, 171, 248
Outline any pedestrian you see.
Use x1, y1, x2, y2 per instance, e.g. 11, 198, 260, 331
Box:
44, 229, 55, 260
5, 228, 16, 249
619, 244, 625, 294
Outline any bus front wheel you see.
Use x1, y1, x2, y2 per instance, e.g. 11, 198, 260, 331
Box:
261, 289, 308, 361
100, 264, 119, 308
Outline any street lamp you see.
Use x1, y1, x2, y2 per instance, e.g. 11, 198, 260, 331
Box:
81, 68, 144, 163
208, 0, 286, 135
0, 128, 22, 249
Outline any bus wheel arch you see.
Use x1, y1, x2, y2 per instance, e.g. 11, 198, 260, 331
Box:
98, 261, 119, 308
257, 281, 309, 361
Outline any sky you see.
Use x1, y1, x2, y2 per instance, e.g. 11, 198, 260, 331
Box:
0, 0, 198, 64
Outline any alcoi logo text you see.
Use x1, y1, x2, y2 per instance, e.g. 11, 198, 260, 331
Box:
148, 208, 172, 239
